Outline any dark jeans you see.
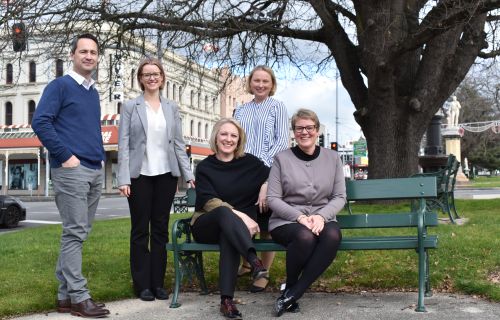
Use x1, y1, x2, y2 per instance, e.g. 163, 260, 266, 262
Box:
271, 221, 342, 300
128, 173, 178, 293
191, 206, 255, 297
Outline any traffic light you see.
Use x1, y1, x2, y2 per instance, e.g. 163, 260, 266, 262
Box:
318, 134, 324, 147
185, 144, 192, 157
12, 22, 27, 52
330, 142, 338, 151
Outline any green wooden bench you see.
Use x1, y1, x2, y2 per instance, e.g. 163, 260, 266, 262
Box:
411, 154, 461, 223
172, 189, 196, 213
167, 177, 438, 312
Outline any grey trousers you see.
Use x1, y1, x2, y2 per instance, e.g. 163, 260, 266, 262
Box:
51, 165, 104, 304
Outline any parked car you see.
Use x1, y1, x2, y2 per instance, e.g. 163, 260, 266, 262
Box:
0, 195, 27, 228
354, 169, 368, 180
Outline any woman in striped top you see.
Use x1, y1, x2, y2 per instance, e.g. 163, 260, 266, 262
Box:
233, 65, 289, 292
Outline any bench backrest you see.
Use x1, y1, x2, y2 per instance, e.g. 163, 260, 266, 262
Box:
346, 176, 437, 201
338, 212, 438, 228
186, 188, 196, 206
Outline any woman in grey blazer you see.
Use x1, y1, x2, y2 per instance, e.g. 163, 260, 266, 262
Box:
117, 57, 194, 301
267, 108, 346, 316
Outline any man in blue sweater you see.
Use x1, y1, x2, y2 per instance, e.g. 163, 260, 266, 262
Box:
32, 34, 109, 318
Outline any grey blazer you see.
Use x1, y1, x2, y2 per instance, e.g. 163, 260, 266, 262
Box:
117, 95, 194, 186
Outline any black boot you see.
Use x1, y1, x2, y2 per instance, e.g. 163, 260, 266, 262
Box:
274, 290, 296, 317
250, 258, 269, 281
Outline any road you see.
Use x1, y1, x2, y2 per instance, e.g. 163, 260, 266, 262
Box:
0, 196, 131, 234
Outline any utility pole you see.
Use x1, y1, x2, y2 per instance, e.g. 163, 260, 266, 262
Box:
336, 69, 339, 144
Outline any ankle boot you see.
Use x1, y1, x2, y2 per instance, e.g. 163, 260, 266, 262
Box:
220, 297, 242, 319
250, 258, 269, 281
274, 290, 296, 317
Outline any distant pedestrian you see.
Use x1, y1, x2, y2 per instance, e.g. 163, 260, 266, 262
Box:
117, 57, 194, 302
233, 65, 289, 292
32, 33, 110, 318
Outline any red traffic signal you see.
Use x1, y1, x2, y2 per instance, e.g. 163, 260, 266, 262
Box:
185, 144, 192, 157
12, 22, 27, 52
330, 142, 338, 151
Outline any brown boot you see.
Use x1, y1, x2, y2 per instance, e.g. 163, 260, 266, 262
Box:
71, 298, 110, 318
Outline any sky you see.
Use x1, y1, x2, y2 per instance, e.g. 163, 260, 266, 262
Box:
274, 74, 363, 146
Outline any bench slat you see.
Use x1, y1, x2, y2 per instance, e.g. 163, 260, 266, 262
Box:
347, 177, 437, 200
167, 235, 438, 252
338, 212, 438, 228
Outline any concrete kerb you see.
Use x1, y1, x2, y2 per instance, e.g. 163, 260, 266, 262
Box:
9, 291, 500, 320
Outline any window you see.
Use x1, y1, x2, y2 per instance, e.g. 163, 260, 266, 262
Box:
130, 69, 135, 89
198, 92, 201, 109
28, 100, 36, 124
5, 102, 13, 125
178, 86, 183, 104
213, 98, 216, 112
198, 122, 201, 138
190, 120, 194, 136
55, 59, 64, 78
173, 84, 177, 101
166, 81, 170, 98
6, 63, 13, 84
205, 95, 209, 111
29, 61, 36, 83
117, 102, 122, 115
205, 124, 209, 139
190, 90, 195, 107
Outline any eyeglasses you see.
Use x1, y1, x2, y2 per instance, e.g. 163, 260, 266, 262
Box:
294, 125, 317, 133
141, 72, 162, 79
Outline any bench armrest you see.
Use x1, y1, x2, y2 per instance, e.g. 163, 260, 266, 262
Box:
171, 218, 194, 246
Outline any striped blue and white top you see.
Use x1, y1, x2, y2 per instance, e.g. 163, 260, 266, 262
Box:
234, 97, 289, 167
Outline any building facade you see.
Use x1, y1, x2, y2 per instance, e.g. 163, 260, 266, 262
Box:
0, 35, 247, 195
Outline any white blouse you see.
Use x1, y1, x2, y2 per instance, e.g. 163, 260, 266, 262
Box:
140, 102, 171, 176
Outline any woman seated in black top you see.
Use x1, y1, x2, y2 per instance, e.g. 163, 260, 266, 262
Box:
191, 118, 270, 320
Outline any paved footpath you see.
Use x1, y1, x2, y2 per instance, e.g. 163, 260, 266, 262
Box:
10, 291, 500, 320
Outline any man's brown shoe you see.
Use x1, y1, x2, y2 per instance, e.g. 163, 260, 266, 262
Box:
57, 298, 105, 313
71, 298, 110, 318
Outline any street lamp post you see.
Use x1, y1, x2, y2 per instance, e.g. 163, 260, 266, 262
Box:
335, 70, 339, 145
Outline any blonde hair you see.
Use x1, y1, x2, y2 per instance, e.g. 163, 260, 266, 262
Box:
209, 118, 247, 159
136, 57, 165, 91
291, 108, 320, 130
245, 65, 277, 96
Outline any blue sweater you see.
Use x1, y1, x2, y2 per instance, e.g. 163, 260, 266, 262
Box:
32, 75, 105, 169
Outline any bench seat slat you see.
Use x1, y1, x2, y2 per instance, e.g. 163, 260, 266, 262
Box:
167, 235, 438, 252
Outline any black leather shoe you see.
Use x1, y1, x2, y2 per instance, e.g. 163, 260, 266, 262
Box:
71, 298, 110, 318
287, 301, 300, 313
220, 297, 242, 319
274, 291, 296, 317
57, 298, 105, 313
139, 289, 155, 301
154, 287, 169, 300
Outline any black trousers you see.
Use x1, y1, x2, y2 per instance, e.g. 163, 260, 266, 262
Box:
191, 206, 255, 297
271, 221, 342, 300
128, 173, 178, 293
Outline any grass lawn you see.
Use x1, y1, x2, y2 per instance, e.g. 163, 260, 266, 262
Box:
0, 199, 499, 318
469, 175, 500, 188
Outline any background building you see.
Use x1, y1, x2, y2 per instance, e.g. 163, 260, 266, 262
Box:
0, 34, 249, 195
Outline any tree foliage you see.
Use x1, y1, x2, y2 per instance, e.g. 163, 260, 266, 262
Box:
1, 1, 500, 178
457, 67, 500, 171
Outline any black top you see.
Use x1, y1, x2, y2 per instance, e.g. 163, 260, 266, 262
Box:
291, 145, 320, 161
195, 153, 269, 217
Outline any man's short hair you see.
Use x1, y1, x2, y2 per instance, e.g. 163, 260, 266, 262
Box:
70, 34, 99, 54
